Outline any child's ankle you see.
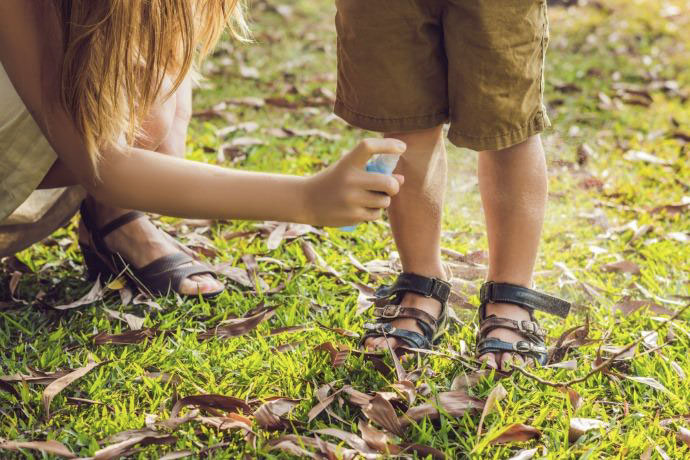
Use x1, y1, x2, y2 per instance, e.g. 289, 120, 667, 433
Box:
485, 302, 531, 321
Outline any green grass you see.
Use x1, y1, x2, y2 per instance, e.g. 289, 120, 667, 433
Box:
2, 0, 689, 458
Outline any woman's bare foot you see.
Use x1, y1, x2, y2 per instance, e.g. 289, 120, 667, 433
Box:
478, 302, 534, 370
79, 199, 223, 296
363, 293, 442, 351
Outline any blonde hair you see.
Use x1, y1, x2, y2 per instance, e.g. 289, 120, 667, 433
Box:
55, 0, 248, 171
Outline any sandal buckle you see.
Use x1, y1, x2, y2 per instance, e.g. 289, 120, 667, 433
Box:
520, 321, 535, 334
380, 304, 402, 318
515, 341, 532, 353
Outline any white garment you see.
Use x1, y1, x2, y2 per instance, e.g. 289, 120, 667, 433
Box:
0, 60, 57, 221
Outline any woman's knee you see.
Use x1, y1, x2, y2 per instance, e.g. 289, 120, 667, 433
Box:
136, 78, 177, 151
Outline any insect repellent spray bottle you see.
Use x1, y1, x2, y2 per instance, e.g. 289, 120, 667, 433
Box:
341, 153, 400, 232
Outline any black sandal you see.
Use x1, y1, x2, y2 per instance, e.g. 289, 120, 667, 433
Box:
79, 202, 224, 299
361, 273, 452, 351
476, 281, 571, 366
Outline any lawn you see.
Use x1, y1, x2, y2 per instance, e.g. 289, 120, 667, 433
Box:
1, 0, 689, 458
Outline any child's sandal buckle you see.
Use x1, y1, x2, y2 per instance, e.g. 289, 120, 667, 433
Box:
379, 304, 402, 318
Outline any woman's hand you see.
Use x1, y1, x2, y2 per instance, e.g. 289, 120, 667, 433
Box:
302, 138, 406, 227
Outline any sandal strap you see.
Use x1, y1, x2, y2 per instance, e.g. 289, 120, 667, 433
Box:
134, 253, 217, 294
362, 322, 432, 350
373, 304, 438, 331
375, 273, 451, 304
479, 316, 546, 340
476, 337, 548, 365
98, 211, 147, 239
480, 281, 571, 318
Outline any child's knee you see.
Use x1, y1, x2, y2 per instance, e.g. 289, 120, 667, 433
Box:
385, 125, 444, 156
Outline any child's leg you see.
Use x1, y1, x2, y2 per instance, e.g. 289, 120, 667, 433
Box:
478, 135, 547, 369
364, 125, 447, 351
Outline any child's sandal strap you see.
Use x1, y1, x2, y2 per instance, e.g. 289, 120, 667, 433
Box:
477, 337, 548, 365
375, 273, 451, 304
479, 316, 546, 340
372, 305, 438, 330
362, 322, 432, 350
480, 281, 571, 318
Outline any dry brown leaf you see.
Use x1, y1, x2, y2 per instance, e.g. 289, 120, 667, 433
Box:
477, 383, 507, 438
558, 387, 583, 411
363, 393, 405, 436
450, 371, 491, 391
676, 427, 690, 447
94, 431, 175, 460
269, 325, 308, 335
53, 276, 105, 310
391, 381, 416, 406
358, 420, 398, 453
544, 359, 578, 370
213, 263, 255, 288
254, 398, 299, 430
103, 308, 145, 331
308, 384, 348, 422
171, 394, 251, 418
344, 387, 374, 408
314, 342, 350, 368
601, 260, 641, 275
316, 321, 360, 338
352, 281, 376, 315
1, 368, 73, 385
612, 299, 675, 316
314, 428, 378, 455
93, 328, 160, 345
0, 439, 76, 458
624, 375, 670, 394
199, 306, 276, 340
9, 271, 21, 299
568, 418, 607, 443
266, 222, 288, 250
508, 448, 538, 460
650, 202, 690, 215
43, 360, 101, 418
404, 391, 485, 426
488, 423, 541, 445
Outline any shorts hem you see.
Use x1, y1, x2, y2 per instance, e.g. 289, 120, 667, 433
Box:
448, 109, 551, 151
334, 100, 449, 133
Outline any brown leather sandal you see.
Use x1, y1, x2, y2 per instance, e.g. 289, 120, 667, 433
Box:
79, 202, 224, 299
476, 281, 571, 365
361, 273, 451, 351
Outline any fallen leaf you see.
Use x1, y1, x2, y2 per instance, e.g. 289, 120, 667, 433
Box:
558, 387, 583, 411
43, 361, 101, 418
363, 393, 405, 436
171, 394, 251, 418
601, 260, 641, 275
612, 299, 675, 317
649, 202, 690, 215
9, 271, 21, 298
623, 150, 671, 165
314, 342, 350, 368
93, 328, 160, 345
352, 281, 376, 315
676, 427, 690, 447
254, 398, 299, 430
308, 384, 348, 422
450, 371, 491, 391
213, 263, 254, 288
53, 276, 105, 310
314, 428, 378, 455
544, 359, 578, 370
0, 439, 76, 458
94, 431, 175, 460
199, 306, 276, 340
568, 418, 607, 443
269, 325, 308, 335
404, 391, 485, 426
266, 222, 288, 250
507, 448, 538, 460
300, 240, 342, 278
624, 376, 670, 394
103, 308, 145, 330
477, 384, 507, 437
316, 321, 359, 338
1, 368, 73, 385
488, 423, 541, 445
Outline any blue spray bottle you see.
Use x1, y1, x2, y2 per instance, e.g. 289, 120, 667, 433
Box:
341, 153, 400, 232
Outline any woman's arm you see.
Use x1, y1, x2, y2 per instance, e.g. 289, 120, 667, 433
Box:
0, 1, 403, 226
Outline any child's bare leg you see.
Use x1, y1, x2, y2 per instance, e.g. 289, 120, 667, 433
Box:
364, 125, 446, 351
478, 135, 547, 369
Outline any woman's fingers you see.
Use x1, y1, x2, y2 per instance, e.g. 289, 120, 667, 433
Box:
361, 191, 391, 210
359, 172, 401, 196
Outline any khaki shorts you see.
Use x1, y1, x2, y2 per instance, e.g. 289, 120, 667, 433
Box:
334, 0, 551, 151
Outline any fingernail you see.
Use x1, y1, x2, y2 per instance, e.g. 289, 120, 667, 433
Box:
393, 140, 406, 151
